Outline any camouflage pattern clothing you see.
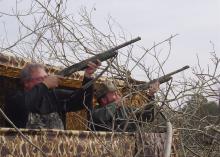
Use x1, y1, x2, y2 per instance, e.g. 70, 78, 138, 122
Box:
5, 77, 93, 129
26, 112, 64, 129
91, 102, 155, 132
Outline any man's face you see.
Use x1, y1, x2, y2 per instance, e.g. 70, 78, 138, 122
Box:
101, 91, 121, 106
24, 68, 48, 91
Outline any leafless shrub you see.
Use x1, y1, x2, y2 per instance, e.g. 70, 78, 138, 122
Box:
0, 1, 219, 156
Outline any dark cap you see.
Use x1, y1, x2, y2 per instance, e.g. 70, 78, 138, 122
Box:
95, 81, 117, 100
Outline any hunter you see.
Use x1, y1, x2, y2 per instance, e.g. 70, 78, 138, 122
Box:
5, 61, 100, 129
91, 80, 159, 132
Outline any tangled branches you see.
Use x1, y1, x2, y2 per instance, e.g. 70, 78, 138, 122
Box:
0, 1, 219, 156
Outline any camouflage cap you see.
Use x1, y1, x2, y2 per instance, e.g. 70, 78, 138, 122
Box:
95, 81, 117, 100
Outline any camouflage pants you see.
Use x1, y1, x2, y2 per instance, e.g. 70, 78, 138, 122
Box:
26, 112, 64, 129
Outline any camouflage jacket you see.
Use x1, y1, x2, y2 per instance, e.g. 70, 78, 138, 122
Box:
91, 102, 155, 132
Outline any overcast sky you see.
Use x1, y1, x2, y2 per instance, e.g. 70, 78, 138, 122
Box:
0, 0, 219, 78
72, 0, 220, 68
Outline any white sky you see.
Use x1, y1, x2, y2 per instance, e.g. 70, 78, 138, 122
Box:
0, 0, 219, 78
72, 0, 220, 69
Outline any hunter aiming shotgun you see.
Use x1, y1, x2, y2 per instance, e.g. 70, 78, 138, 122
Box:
135, 65, 190, 90
57, 37, 141, 76
122, 65, 190, 132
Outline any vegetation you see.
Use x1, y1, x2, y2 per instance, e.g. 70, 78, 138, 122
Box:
0, 0, 219, 156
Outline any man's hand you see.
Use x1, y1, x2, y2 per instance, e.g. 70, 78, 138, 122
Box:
43, 75, 59, 89
148, 81, 160, 96
84, 60, 101, 78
